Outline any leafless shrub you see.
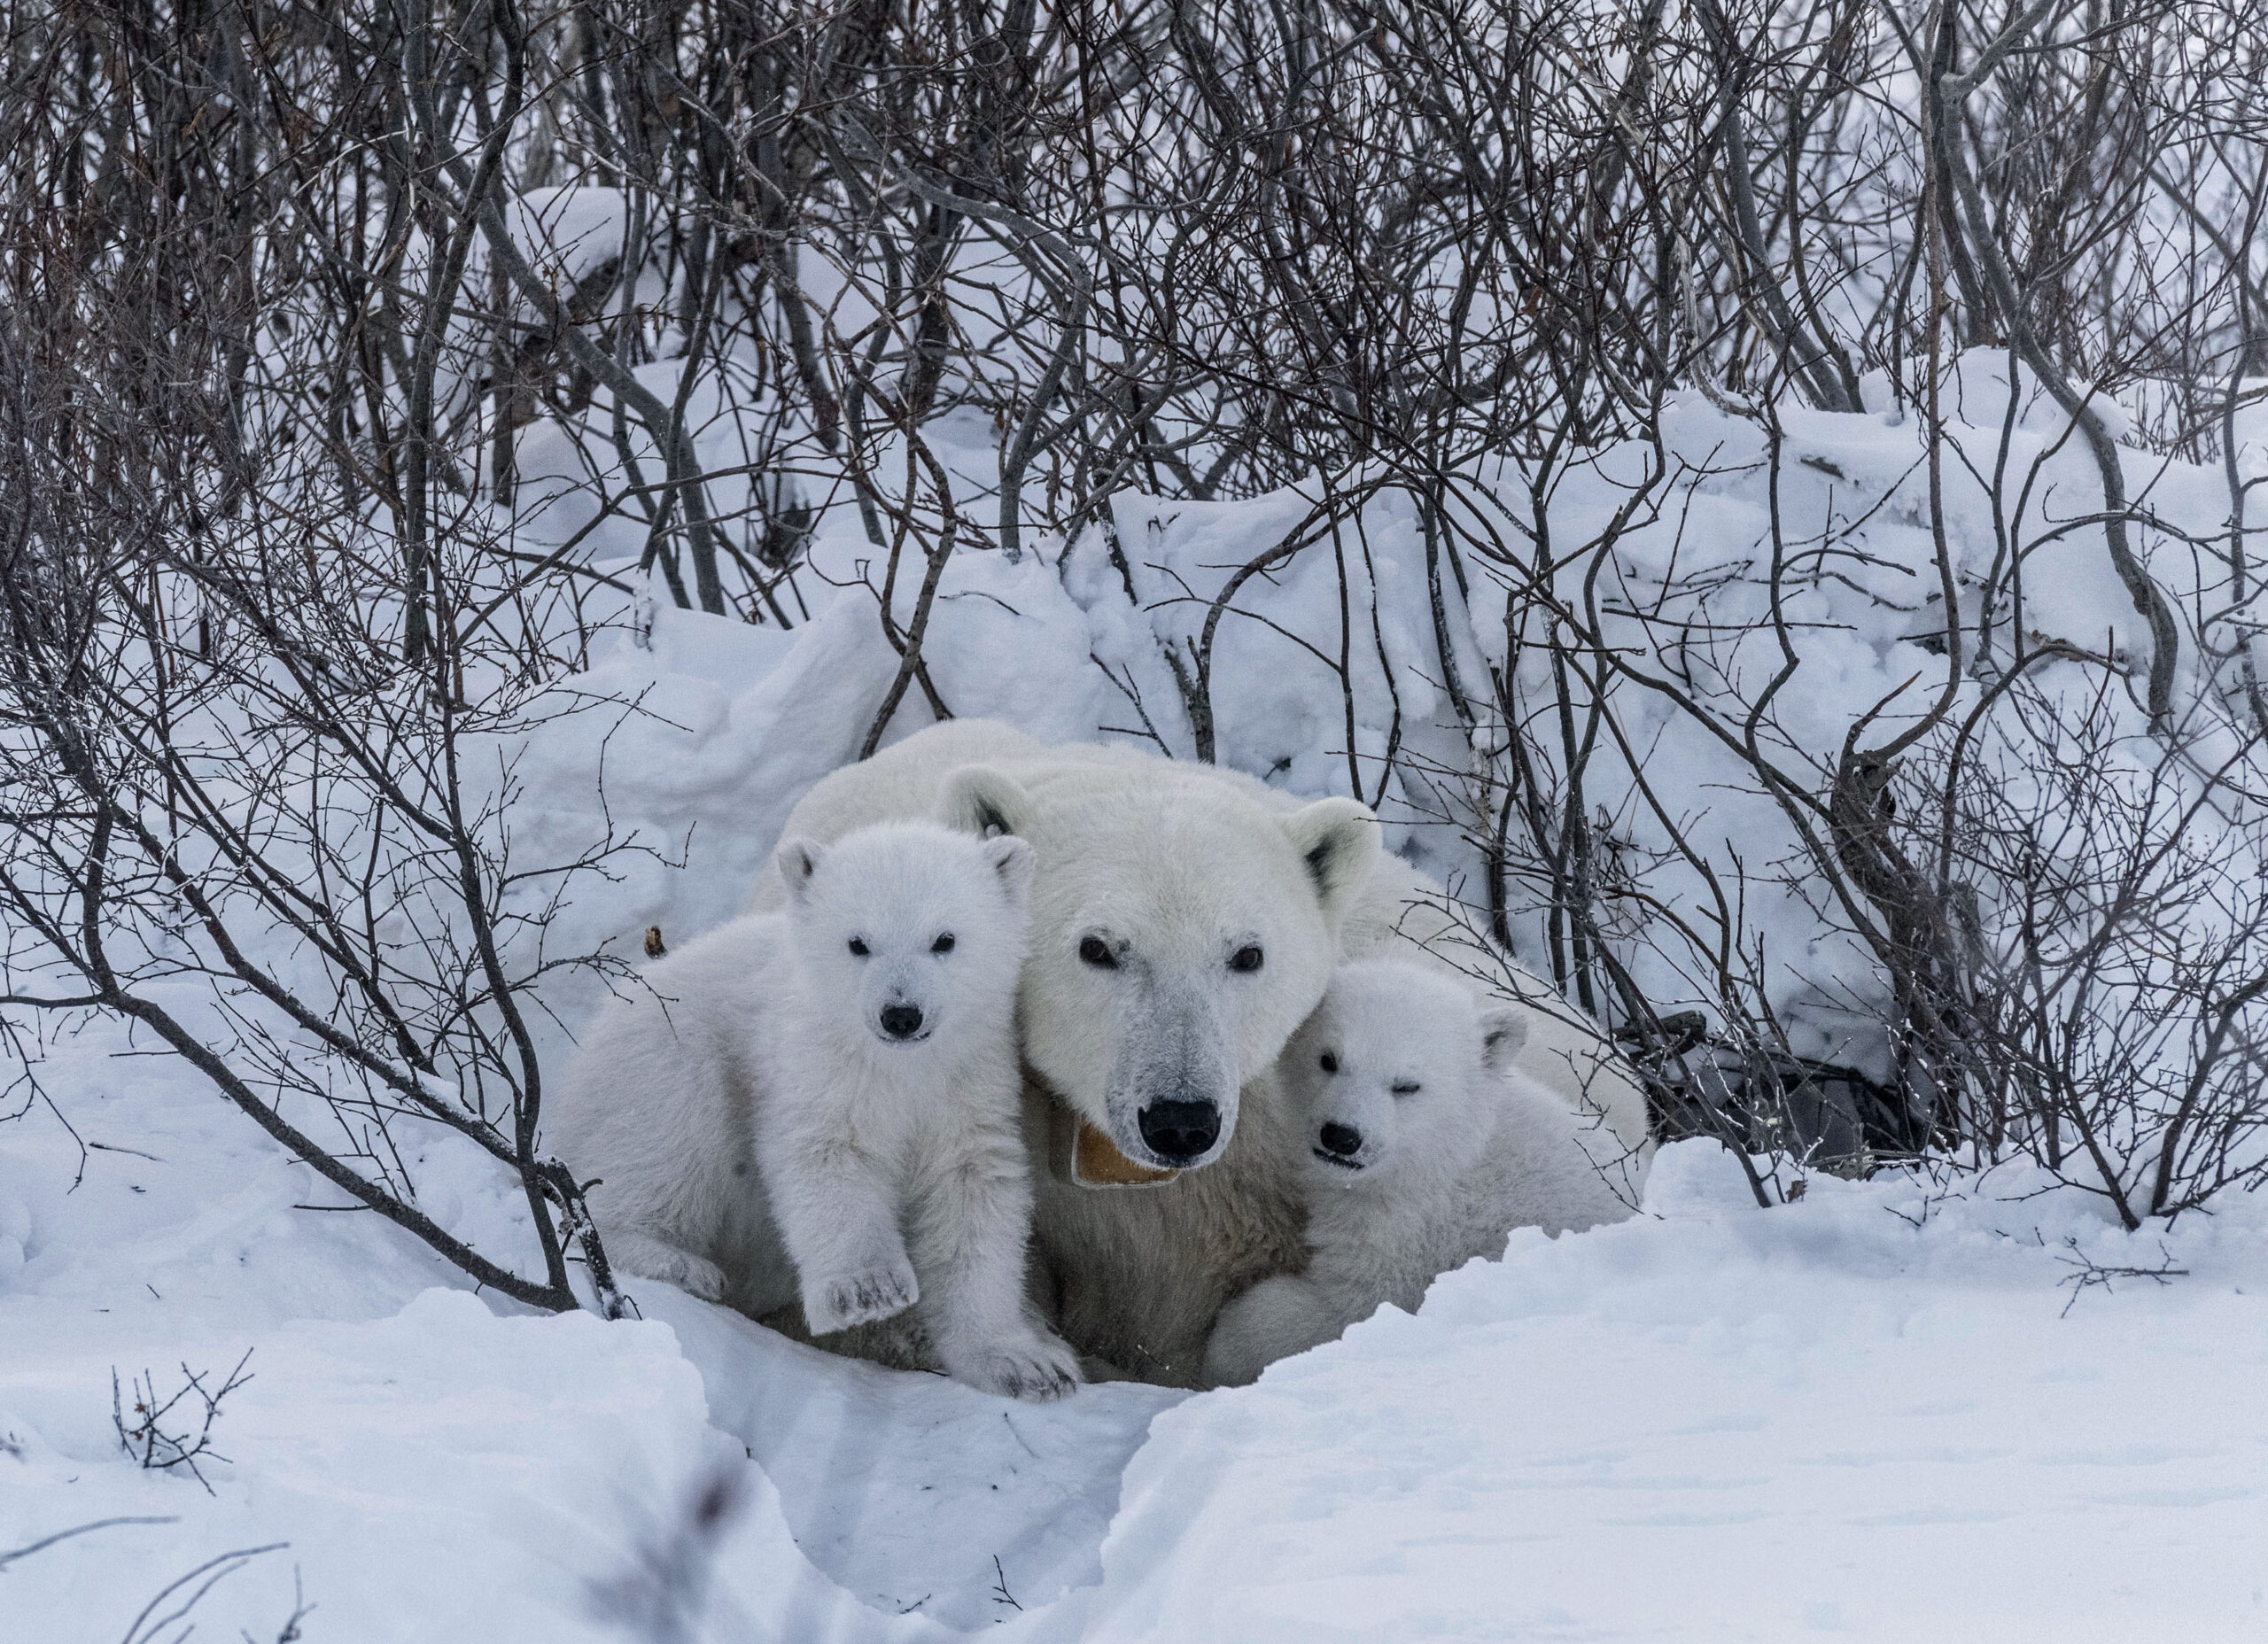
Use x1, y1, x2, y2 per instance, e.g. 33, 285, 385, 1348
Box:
2055, 1237, 2189, 1315
111, 1352, 254, 1495
4, 0, 2264, 1229
117, 1543, 294, 1644
0, 1516, 307, 1640
1856, 680, 2268, 1222
0, 299, 639, 1309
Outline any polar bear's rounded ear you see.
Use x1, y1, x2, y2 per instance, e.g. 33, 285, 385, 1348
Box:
1279, 796, 1379, 924
982, 834, 1037, 903
1480, 1004, 1529, 1074
936, 765, 1034, 841
775, 837, 826, 906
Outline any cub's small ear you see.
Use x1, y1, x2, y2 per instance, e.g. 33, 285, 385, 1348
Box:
1480, 1004, 1529, 1074
1279, 797, 1379, 926
774, 837, 826, 905
936, 765, 1034, 841
983, 834, 1037, 903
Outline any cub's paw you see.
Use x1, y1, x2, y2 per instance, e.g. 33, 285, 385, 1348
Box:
614, 1237, 726, 1302
949, 1331, 1084, 1403
665, 1254, 730, 1303
805, 1260, 919, 1335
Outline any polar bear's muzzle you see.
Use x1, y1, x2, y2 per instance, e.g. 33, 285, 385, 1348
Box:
1105, 975, 1239, 1170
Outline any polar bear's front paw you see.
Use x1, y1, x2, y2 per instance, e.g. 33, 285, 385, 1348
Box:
805, 1260, 919, 1334
948, 1330, 1084, 1402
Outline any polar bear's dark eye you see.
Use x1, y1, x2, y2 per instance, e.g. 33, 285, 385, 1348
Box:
847, 938, 870, 958
1078, 935, 1117, 969
1319, 1052, 1339, 1074
1392, 1082, 1422, 1097
1229, 945, 1264, 973
931, 933, 955, 954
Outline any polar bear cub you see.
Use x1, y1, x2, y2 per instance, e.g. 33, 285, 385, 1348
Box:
549, 821, 1080, 1401
1202, 960, 1633, 1386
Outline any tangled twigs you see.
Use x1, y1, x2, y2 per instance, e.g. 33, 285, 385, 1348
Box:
2054, 1238, 2189, 1317
112, 1351, 255, 1495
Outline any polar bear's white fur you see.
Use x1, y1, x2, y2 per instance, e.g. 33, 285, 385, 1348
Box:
753, 719, 1654, 1384
754, 719, 1653, 1159
1203, 960, 1635, 1386
550, 821, 1080, 1400
753, 721, 1381, 1384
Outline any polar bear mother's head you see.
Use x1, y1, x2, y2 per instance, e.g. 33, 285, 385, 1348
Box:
937, 763, 1377, 1173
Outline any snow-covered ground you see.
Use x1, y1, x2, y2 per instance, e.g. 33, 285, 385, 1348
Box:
8, 372, 2268, 1639
7, 1036, 2264, 1640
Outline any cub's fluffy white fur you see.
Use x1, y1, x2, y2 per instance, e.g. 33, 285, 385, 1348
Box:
548, 821, 1080, 1401
1203, 960, 1634, 1386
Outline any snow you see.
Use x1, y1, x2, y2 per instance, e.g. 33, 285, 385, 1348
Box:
1064, 1145, 2268, 1640
0, 1024, 1175, 1640
8, 1036, 2265, 1639
9, 379, 2268, 1637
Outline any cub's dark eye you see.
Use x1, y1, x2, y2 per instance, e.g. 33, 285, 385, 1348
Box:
847, 938, 869, 958
1391, 1082, 1422, 1097
1319, 1052, 1340, 1074
1078, 935, 1117, 969
931, 933, 956, 954
1229, 945, 1264, 973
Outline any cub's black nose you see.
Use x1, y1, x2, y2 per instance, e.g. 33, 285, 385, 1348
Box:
1318, 1121, 1363, 1158
1137, 1100, 1221, 1163
880, 1004, 924, 1039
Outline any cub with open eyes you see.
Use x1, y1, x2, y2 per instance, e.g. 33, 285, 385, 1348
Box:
549, 821, 1079, 1401
1202, 959, 1634, 1387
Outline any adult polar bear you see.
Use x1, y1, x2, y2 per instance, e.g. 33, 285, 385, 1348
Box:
754, 720, 1650, 1384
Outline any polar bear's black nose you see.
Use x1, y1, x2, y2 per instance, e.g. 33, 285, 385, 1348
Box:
1138, 1100, 1220, 1162
880, 1004, 924, 1039
1318, 1122, 1363, 1158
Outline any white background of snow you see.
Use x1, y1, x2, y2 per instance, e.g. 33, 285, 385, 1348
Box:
8, 365, 2268, 1637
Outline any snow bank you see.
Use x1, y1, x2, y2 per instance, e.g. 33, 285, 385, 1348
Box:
10, 1049, 2264, 1640
1051, 1144, 2268, 1642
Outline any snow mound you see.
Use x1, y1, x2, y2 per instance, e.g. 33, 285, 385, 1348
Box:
1054, 1144, 2268, 1641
